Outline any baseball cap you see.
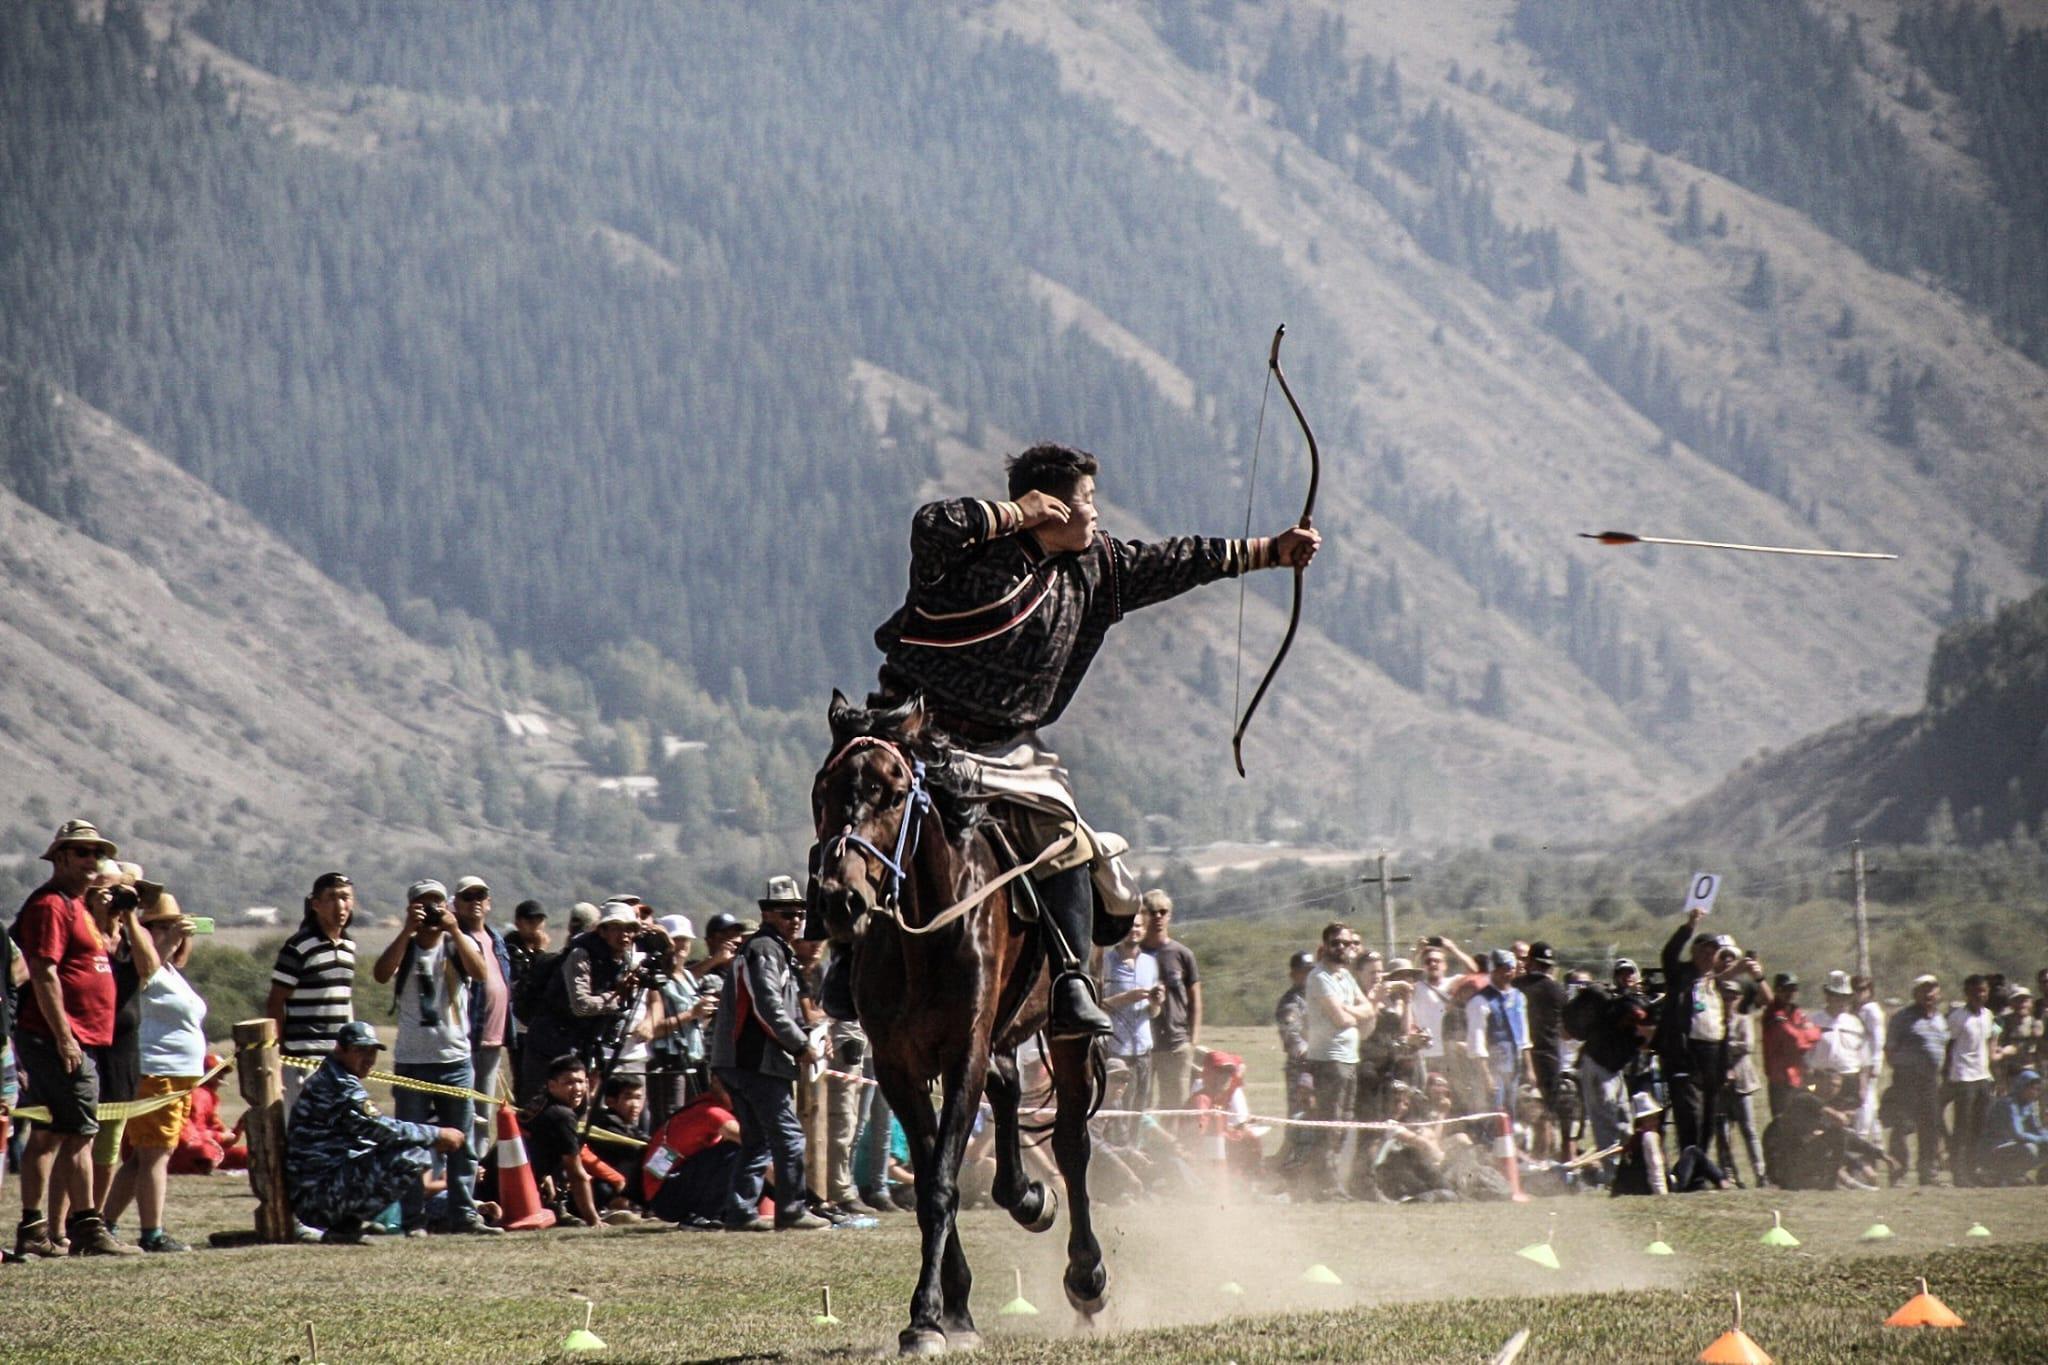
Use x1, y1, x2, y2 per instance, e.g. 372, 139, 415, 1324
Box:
311, 871, 353, 896
333, 1021, 384, 1050
1613, 957, 1639, 975
1488, 948, 1516, 970
1824, 970, 1853, 995
1527, 941, 1557, 966
2015, 1069, 2042, 1090
1289, 950, 1315, 972
658, 913, 695, 940
570, 901, 600, 933
407, 879, 449, 904
453, 875, 490, 898
705, 912, 747, 938
1912, 973, 1940, 989
1774, 972, 1799, 989
514, 899, 547, 922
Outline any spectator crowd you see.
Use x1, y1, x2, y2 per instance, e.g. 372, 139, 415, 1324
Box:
5, 816, 2045, 1258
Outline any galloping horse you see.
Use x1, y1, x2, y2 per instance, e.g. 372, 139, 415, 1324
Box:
811, 691, 1107, 1356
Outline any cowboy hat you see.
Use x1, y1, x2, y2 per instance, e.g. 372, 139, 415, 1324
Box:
758, 875, 805, 912
41, 819, 116, 862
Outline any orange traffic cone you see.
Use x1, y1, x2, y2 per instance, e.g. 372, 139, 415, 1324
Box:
1698, 1291, 1773, 1365
494, 1104, 559, 1231
1885, 1278, 1964, 1328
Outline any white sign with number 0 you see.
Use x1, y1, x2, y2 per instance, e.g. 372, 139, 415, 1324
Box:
1683, 871, 1721, 915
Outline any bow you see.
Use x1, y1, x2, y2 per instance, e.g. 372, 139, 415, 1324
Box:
1231, 323, 1320, 777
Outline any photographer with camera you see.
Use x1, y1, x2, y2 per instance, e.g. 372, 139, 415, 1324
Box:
518, 901, 638, 1101
371, 879, 493, 1235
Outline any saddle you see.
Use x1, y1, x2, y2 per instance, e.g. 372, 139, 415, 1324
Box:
981, 816, 1134, 947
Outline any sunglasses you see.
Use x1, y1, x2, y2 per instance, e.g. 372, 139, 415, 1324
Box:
458, 890, 489, 901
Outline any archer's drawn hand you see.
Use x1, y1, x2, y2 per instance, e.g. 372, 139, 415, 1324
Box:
1272, 525, 1322, 570
1015, 489, 1071, 530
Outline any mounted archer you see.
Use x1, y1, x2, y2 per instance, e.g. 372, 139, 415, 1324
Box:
868, 439, 1321, 1037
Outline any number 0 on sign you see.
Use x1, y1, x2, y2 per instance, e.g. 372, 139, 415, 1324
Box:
1683, 872, 1722, 915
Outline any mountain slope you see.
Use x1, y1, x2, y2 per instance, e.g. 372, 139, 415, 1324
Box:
0, 370, 502, 883
4, 0, 2045, 852
1635, 580, 2048, 850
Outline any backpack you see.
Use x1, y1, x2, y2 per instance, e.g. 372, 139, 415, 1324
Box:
1561, 982, 1612, 1043
513, 949, 565, 1026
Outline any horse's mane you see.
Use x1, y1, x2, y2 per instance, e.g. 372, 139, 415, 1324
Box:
828, 699, 986, 843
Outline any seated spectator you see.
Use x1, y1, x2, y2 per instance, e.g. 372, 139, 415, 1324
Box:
1997, 991, 2042, 1087
643, 1091, 744, 1227
1763, 1073, 1894, 1191
1610, 1092, 1670, 1197
167, 1058, 246, 1175
286, 1022, 464, 1244
522, 1055, 601, 1228
589, 1074, 650, 1212
1365, 1081, 1458, 1203
1980, 1069, 2048, 1186
1189, 1051, 1263, 1185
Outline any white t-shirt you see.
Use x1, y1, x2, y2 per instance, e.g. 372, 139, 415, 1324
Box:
1304, 964, 1366, 1064
393, 937, 473, 1066
1859, 1000, 1886, 1076
1806, 1006, 1868, 1075
1945, 1004, 1999, 1083
1412, 978, 1456, 1059
1687, 976, 1726, 1042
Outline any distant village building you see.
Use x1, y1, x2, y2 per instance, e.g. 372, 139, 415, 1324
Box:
498, 710, 552, 745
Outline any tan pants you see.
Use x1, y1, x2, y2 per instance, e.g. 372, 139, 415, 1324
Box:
825, 1023, 867, 1203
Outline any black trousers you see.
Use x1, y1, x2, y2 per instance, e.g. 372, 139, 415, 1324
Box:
1663, 1040, 1725, 1157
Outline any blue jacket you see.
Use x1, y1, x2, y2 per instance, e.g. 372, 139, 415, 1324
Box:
1984, 1094, 2048, 1150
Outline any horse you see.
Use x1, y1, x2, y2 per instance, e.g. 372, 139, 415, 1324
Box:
811, 690, 1108, 1356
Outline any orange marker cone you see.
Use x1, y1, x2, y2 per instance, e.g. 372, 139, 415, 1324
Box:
494, 1104, 559, 1231
1885, 1278, 1964, 1328
1698, 1291, 1773, 1365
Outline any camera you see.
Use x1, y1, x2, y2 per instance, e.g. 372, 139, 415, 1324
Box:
109, 885, 140, 915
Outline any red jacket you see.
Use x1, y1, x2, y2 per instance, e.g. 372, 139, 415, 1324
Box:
1761, 1003, 1822, 1087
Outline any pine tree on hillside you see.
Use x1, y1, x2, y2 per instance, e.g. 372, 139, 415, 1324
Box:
1882, 357, 1918, 446
1741, 253, 1777, 310
2029, 503, 2048, 577
1566, 150, 1589, 193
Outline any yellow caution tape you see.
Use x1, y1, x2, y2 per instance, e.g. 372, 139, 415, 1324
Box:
275, 1054, 644, 1146
11, 1058, 233, 1127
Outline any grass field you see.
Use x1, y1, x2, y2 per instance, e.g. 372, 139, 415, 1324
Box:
20, 1024, 2044, 1362
11, 1173, 2044, 1362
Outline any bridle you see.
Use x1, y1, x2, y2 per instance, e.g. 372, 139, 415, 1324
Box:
821, 734, 931, 912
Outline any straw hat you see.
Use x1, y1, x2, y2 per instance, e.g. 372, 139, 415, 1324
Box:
41, 818, 116, 861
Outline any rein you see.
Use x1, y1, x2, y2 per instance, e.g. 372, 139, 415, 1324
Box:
821, 732, 1077, 938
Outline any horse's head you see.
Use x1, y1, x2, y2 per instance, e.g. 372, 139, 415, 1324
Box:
812, 688, 934, 942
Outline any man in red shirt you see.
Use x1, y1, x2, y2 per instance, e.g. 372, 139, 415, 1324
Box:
1761, 971, 1823, 1117
11, 820, 134, 1257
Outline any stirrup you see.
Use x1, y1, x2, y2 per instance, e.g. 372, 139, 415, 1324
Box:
1049, 971, 1112, 1039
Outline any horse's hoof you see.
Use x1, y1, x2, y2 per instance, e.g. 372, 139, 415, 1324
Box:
1063, 1265, 1109, 1317
1015, 1181, 1059, 1234
945, 1329, 982, 1352
899, 1328, 949, 1356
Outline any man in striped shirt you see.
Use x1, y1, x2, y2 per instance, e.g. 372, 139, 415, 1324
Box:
265, 871, 358, 1121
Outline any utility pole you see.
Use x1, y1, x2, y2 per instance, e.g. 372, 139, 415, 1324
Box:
1834, 839, 1873, 978
1359, 852, 1413, 961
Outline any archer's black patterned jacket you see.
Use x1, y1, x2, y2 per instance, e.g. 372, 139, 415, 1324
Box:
874, 497, 1266, 743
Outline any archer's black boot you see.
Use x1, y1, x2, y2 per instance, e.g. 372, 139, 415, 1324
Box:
1039, 865, 1112, 1039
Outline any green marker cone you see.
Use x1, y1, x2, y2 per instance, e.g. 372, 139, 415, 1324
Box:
1860, 1223, 1895, 1242
1645, 1220, 1674, 1257
812, 1285, 841, 1327
1966, 1223, 1991, 1238
997, 1268, 1039, 1317
1517, 1212, 1561, 1270
1760, 1209, 1800, 1247
563, 1302, 607, 1354
1302, 1262, 1343, 1286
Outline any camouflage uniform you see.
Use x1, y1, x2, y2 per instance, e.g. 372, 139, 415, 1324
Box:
287, 1055, 438, 1229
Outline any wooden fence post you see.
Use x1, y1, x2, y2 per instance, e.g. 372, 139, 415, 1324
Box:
233, 1017, 294, 1243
